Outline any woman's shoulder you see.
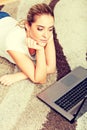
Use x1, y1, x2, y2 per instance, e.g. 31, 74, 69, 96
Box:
6, 25, 26, 44
6, 24, 27, 52
0, 16, 18, 35
0, 16, 17, 25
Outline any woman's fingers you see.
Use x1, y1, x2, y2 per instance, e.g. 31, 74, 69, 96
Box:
0, 75, 10, 86
26, 37, 36, 48
0, 74, 18, 86
26, 37, 43, 50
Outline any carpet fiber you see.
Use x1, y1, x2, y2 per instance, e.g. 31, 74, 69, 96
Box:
0, 0, 87, 130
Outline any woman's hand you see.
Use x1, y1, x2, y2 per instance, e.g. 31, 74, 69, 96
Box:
0, 74, 18, 86
26, 37, 46, 50
0, 72, 28, 86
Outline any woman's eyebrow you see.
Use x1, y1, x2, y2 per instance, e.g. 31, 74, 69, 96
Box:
37, 25, 54, 28
37, 25, 44, 28
49, 25, 54, 29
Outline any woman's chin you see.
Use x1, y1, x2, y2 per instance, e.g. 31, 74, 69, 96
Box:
39, 42, 47, 47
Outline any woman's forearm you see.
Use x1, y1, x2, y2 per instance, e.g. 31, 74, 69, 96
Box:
35, 48, 47, 83
15, 49, 47, 83
13, 72, 28, 81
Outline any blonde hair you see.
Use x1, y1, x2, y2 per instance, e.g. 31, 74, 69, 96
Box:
17, 3, 54, 28
27, 3, 54, 26
17, 19, 26, 28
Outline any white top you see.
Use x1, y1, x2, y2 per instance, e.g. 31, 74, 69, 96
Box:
0, 16, 36, 64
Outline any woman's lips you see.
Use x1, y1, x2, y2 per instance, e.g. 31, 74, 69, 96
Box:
40, 40, 47, 43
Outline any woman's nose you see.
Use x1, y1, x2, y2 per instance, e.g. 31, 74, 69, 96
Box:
43, 31, 48, 38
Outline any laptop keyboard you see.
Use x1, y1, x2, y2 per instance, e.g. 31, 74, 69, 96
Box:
55, 78, 87, 111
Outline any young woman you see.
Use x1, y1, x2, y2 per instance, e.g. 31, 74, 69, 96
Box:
0, 3, 56, 86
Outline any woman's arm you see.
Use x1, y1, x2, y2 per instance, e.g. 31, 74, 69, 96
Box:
7, 47, 47, 83
0, 38, 56, 86
0, 72, 28, 86
35, 48, 47, 83
45, 37, 56, 74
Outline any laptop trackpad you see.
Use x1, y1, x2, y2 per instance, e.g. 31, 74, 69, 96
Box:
61, 75, 79, 87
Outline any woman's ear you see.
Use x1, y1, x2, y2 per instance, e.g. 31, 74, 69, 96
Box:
25, 21, 30, 37
25, 21, 30, 32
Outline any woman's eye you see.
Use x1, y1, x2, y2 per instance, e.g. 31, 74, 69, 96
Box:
49, 28, 53, 32
37, 27, 43, 31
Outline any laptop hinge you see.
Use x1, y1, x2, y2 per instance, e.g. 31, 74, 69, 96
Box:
71, 96, 87, 123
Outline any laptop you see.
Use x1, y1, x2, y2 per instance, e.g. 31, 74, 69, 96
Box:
37, 66, 87, 123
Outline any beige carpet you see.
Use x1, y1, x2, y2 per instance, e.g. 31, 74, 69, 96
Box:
0, 0, 87, 130
0, 57, 56, 130
0, 0, 18, 5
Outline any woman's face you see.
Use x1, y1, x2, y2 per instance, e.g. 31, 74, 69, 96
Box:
28, 14, 54, 46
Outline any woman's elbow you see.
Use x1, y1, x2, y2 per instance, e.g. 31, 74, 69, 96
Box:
51, 67, 56, 73
32, 79, 46, 84
48, 66, 56, 74
30, 76, 47, 84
